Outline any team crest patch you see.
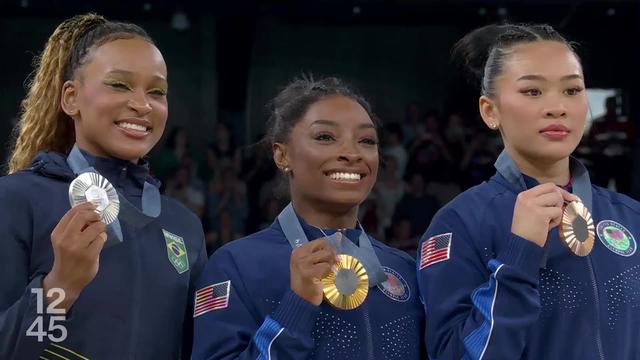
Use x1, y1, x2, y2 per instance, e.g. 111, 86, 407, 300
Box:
377, 267, 410, 302
163, 229, 190, 274
596, 220, 636, 257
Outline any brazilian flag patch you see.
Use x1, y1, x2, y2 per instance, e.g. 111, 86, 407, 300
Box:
163, 229, 190, 274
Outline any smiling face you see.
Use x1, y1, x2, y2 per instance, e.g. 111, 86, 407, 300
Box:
479, 40, 588, 164
273, 95, 379, 212
62, 37, 168, 162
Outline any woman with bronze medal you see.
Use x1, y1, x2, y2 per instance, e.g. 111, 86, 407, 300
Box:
418, 23, 640, 359
0, 14, 207, 359
193, 77, 424, 359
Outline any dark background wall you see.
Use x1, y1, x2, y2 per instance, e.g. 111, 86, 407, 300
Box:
245, 22, 460, 142
1, 0, 638, 195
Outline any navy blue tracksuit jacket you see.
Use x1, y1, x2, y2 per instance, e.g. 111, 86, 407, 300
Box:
0, 151, 207, 359
418, 153, 640, 359
192, 214, 425, 360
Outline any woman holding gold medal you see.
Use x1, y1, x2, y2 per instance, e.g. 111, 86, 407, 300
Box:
192, 77, 424, 359
418, 23, 640, 359
0, 14, 207, 359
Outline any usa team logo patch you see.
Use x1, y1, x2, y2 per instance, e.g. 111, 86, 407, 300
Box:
596, 220, 636, 257
194, 280, 231, 317
377, 267, 410, 302
420, 233, 452, 269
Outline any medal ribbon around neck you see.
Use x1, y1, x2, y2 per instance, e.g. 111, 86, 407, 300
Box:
277, 203, 387, 309
494, 150, 595, 261
66, 144, 162, 247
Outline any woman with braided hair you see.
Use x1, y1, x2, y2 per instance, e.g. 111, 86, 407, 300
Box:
0, 13, 206, 359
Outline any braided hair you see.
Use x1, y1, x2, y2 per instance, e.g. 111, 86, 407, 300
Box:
8, 13, 152, 173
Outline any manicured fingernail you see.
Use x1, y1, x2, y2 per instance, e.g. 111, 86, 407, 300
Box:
331, 265, 338, 273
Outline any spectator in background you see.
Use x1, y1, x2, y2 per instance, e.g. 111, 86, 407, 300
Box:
203, 165, 248, 253
241, 136, 279, 233
207, 121, 242, 175
151, 126, 199, 184
386, 218, 417, 257
381, 122, 408, 178
374, 154, 406, 237
358, 194, 381, 239
206, 210, 244, 255
392, 172, 439, 238
164, 158, 206, 219
459, 127, 500, 188
425, 163, 462, 207
587, 96, 635, 194
257, 197, 286, 230
443, 111, 471, 164
405, 110, 452, 181
258, 174, 284, 210
402, 102, 424, 146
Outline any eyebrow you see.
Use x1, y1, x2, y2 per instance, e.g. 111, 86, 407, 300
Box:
310, 119, 376, 129
517, 74, 583, 81
106, 69, 168, 83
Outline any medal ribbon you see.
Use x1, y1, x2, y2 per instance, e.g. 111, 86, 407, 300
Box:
277, 202, 387, 287
66, 144, 161, 247
494, 149, 593, 266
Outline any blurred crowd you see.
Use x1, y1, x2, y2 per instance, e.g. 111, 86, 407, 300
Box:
150, 97, 634, 258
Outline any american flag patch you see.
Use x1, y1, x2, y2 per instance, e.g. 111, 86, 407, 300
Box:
419, 233, 452, 270
194, 280, 231, 317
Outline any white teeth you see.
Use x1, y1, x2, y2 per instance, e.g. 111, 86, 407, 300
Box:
117, 122, 148, 132
329, 172, 361, 181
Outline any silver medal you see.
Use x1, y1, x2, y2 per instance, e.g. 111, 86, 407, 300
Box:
69, 172, 120, 225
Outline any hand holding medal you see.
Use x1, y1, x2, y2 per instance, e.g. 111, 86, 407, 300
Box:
512, 182, 595, 257
41, 172, 120, 312
280, 203, 385, 310
44, 199, 113, 315
512, 183, 579, 248
289, 232, 370, 310
289, 237, 339, 306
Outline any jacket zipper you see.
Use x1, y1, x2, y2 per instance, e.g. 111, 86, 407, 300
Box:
586, 256, 605, 360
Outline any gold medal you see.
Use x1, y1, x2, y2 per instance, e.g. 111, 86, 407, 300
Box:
559, 201, 595, 256
69, 172, 120, 225
322, 254, 368, 310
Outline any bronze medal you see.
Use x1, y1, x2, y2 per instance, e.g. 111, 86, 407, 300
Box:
559, 201, 595, 256
322, 254, 368, 310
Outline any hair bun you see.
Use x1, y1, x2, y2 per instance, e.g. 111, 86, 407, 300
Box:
451, 24, 510, 85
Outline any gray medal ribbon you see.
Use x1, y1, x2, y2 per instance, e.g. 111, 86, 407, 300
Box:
66, 145, 162, 247
277, 202, 387, 287
494, 150, 593, 267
